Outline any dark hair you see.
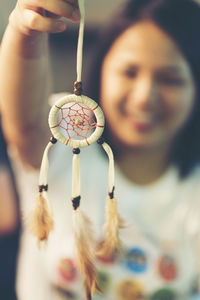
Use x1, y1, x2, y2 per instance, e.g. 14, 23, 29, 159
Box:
0, 118, 20, 300
85, 0, 200, 178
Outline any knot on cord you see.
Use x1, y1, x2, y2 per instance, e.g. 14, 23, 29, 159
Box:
39, 184, 48, 193
74, 81, 82, 96
108, 186, 115, 199
72, 195, 81, 210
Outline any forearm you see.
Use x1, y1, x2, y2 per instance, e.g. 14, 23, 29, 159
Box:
0, 0, 80, 168
0, 24, 50, 167
0, 22, 50, 131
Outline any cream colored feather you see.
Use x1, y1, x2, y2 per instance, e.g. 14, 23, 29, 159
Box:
73, 208, 101, 300
97, 196, 125, 258
28, 193, 54, 246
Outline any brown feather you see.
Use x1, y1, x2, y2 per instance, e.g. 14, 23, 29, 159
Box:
28, 193, 54, 246
73, 208, 101, 299
97, 196, 125, 258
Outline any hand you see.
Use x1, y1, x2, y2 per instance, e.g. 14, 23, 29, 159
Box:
9, 0, 80, 36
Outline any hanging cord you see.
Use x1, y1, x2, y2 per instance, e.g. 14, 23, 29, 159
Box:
74, 0, 85, 96
39, 138, 56, 186
97, 138, 125, 258
72, 2, 101, 298
28, 137, 57, 246
72, 147, 101, 299
102, 142, 115, 195
76, 0, 85, 83
72, 148, 81, 207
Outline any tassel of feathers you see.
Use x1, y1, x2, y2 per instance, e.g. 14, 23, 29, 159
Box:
72, 149, 101, 299
73, 208, 101, 299
28, 191, 54, 246
97, 140, 125, 258
28, 139, 56, 245
97, 193, 125, 258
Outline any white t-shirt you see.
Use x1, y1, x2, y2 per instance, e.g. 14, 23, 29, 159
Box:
14, 138, 200, 300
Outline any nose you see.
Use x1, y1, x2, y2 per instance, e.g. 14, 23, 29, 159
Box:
127, 75, 157, 110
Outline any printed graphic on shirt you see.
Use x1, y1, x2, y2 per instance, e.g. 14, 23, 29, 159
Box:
53, 284, 76, 299
50, 241, 198, 300
157, 254, 177, 281
96, 269, 111, 294
125, 247, 147, 274
150, 287, 176, 300
58, 258, 77, 282
115, 278, 145, 300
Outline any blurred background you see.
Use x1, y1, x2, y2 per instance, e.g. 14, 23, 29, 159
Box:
0, 0, 124, 94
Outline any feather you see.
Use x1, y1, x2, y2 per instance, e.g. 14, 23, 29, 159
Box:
73, 208, 102, 299
28, 193, 54, 246
97, 196, 125, 258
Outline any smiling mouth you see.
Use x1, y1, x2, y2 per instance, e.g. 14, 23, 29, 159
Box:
126, 114, 157, 132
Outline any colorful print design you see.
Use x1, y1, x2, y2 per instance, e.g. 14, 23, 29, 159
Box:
58, 258, 77, 282
150, 287, 176, 300
125, 247, 147, 274
157, 255, 177, 281
53, 244, 197, 299
116, 279, 145, 300
96, 270, 111, 294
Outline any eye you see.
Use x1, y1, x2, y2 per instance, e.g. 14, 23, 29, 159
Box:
122, 67, 138, 78
158, 74, 185, 86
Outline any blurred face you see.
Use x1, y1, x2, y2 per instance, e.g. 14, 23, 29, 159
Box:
100, 21, 196, 151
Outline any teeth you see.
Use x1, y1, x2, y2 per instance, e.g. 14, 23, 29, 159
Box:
130, 114, 154, 122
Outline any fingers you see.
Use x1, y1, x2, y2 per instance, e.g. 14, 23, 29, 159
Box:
63, 0, 79, 8
10, 0, 81, 36
22, 0, 80, 21
22, 9, 67, 33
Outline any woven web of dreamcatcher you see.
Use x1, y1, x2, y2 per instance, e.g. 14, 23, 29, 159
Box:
52, 102, 99, 142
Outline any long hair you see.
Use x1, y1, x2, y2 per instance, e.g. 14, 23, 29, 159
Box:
85, 0, 200, 178
0, 118, 20, 300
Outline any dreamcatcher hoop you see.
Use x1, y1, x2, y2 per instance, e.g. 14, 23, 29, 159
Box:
48, 94, 105, 148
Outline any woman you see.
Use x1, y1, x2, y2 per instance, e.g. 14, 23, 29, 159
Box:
1, 0, 200, 299
86, 0, 200, 180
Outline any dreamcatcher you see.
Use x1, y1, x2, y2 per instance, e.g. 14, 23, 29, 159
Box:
29, 0, 123, 299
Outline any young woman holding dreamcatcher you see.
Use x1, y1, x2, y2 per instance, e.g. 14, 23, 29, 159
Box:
1, 0, 200, 299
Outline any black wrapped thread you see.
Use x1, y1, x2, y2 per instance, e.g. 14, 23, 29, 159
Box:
50, 136, 57, 144
108, 186, 115, 199
73, 148, 80, 155
74, 81, 82, 96
39, 184, 48, 193
97, 137, 105, 145
72, 196, 81, 210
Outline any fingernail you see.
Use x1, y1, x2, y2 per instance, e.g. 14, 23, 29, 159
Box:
71, 8, 81, 21
56, 22, 66, 32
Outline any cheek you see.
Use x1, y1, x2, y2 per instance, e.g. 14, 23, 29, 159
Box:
161, 88, 195, 128
100, 62, 130, 112
100, 75, 124, 117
